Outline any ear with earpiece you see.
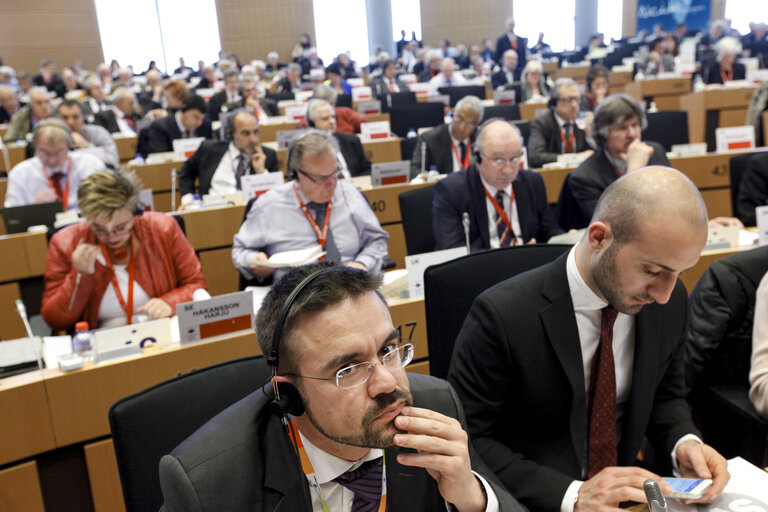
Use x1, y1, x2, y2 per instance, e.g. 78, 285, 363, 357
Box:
474, 150, 483, 163
269, 382, 305, 418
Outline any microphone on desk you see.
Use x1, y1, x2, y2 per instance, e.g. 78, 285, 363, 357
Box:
171, 168, 177, 211
462, 212, 471, 253
644, 479, 668, 512
15, 299, 43, 370
420, 141, 427, 179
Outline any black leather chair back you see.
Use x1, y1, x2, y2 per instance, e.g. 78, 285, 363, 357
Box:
398, 185, 435, 255
730, 152, 757, 222
437, 85, 487, 106
642, 111, 689, 152
109, 355, 269, 512
482, 104, 521, 122
390, 103, 445, 137
424, 244, 571, 379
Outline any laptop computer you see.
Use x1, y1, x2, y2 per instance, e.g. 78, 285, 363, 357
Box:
1, 201, 63, 234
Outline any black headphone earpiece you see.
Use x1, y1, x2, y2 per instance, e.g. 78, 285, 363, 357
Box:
474, 150, 482, 163
308, 118, 315, 128
268, 266, 337, 418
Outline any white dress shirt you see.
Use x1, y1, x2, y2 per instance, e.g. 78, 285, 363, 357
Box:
98, 264, 151, 328
480, 175, 522, 247
208, 142, 247, 197
427, 72, 468, 93
449, 132, 471, 173
113, 107, 137, 136
560, 244, 702, 511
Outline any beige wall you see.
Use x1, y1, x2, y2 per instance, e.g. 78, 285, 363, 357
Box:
420, 0, 513, 48
0, 0, 104, 73
215, 0, 315, 65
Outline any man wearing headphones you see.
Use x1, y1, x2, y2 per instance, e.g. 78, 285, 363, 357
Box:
305, 99, 371, 177
144, 94, 213, 155
159, 263, 525, 511
528, 78, 594, 169
5, 119, 103, 210
232, 131, 388, 282
433, 119, 563, 250
178, 109, 278, 204
56, 99, 119, 169
410, 95, 483, 178
562, 94, 670, 229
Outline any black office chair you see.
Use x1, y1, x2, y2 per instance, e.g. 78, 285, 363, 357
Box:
513, 120, 531, 146
424, 244, 571, 379
336, 94, 352, 108
390, 103, 445, 137
482, 104, 521, 122
642, 111, 689, 152
400, 137, 419, 163
437, 85, 487, 107
730, 152, 757, 223
109, 355, 269, 512
379, 91, 417, 113
265, 92, 296, 103
398, 185, 435, 255
555, 173, 591, 231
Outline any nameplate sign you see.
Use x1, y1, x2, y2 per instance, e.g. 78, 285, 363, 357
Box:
347, 77, 364, 87
705, 225, 740, 251
716, 126, 755, 153
93, 317, 173, 353
309, 68, 325, 81
360, 121, 390, 142
409, 83, 430, 97
178, 290, 254, 344
494, 89, 516, 105
371, 161, 410, 187
138, 189, 154, 211
241, 172, 284, 201
294, 90, 314, 103
352, 86, 373, 102
276, 129, 308, 150
428, 94, 450, 109
400, 74, 417, 85
758, 206, 768, 247
670, 143, 708, 157
194, 88, 215, 101
172, 137, 204, 159
358, 100, 382, 115
747, 70, 768, 84
405, 247, 467, 300
285, 105, 307, 123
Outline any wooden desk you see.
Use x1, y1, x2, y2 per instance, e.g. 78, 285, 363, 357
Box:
0, 370, 56, 466
554, 65, 590, 84
624, 77, 692, 110
0, 143, 27, 173
113, 135, 137, 162
0, 232, 48, 340
0, 177, 6, 206
610, 70, 633, 88
0, 125, 7, 139
519, 102, 548, 122
763, 111, 768, 147
259, 117, 300, 143
128, 160, 183, 212
679, 87, 756, 150
541, 61, 558, 75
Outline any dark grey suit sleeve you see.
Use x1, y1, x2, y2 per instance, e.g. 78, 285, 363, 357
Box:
432, 179, 467, 250
146, 122, 171, 155
159, 455, 204, 512
263, 146, 279, 173
737, 154, 768, 226
568, 164, 607, 221
529, 172, 564, 241
527, 118, 558, 168
178, 150, 201, 196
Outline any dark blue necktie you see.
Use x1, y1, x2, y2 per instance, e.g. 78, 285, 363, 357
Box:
308, 202, 341, 264
333, 457, 384, 512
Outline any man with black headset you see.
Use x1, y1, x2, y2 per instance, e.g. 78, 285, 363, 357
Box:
177, 109, 278, 206
158, 263, 524, 511
231, 130, 388, 282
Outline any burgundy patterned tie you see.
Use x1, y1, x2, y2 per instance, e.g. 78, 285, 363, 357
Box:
50, 171, 66, 202
587, 305, 619, 478
333, 457, 384, 512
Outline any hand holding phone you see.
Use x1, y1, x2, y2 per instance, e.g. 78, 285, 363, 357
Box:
663, 478, 713, 499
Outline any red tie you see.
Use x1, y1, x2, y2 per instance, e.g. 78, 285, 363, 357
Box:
587, 305, 619, 478
124, 116, 136, 131
50, 171, 66, 201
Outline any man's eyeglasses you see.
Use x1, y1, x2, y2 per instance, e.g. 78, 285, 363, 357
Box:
285, 342, 415, 389
89, 218, 134, 238
483, 154, 523, 169
454, 114, 478, 130
557, 96, 580, 104
297, 168, 342, 184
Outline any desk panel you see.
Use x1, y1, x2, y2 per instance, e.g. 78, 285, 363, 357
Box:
0, 282, 25, 340
0, 232, 47, 282
84, 439, 125, 512
0, 144, 26, 173
0, 371, 56, 466
519, 102, 548, 122
624, 77, 691, 100
361, 182, 430, 224
113, 136, 137, 163
42, 332, 260, 446
176, 205, 245, 250
0, 461, 46, 512
383, 223, 407, 269
0, 177, 7, 205
260, 119, 300, 143
199, 247, 240, 296
680, 88, 756, 146
390, 298, 427, 361
363, 138, 401, 164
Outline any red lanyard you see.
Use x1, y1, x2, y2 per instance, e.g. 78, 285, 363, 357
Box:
483, 185, 516, 234
450, 140, 470, 170
559, 125, 575, 153
293, 183, 333, 251
43, 158, 72, 210
100, 235, 135, 325
721, 67, 733, 83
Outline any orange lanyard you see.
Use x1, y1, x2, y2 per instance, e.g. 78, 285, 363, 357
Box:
483, 185, 515, 232
450, 140, 470, 170
559, 125, 575, 153
43, 158, 72, 210
100, 235, 135, 325
721, 67, 733, 83
285, 417, 387, 512
293, 183, 333, 250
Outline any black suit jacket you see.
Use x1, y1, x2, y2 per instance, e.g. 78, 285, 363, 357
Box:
448, 254, 698, 511
410, 124, 466, 178
567, 141, 670, 226
702, 61, 747, 85
145, 114, 213, 155
495, 34, 527, 70
158, 374, 525, 512
334, 132, 371, 177
528, 110, 590, 168
369, 77, 410, 97
178, 140, 278, 196
433, 164, 563, 250
491, 69, 521, 89
92, 109, 142, 134
737, 151, 768, 226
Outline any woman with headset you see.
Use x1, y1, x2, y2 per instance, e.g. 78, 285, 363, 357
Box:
41, 170, 207, 331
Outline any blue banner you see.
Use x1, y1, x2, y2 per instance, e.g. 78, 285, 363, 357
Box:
636, 0, 711, 33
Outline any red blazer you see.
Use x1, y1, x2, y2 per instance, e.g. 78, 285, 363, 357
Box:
42, 212, 207, 331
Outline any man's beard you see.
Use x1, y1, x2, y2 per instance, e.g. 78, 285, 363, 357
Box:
303, 388, 413, 449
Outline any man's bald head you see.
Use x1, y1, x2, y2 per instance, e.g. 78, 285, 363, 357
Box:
592, 166, 708, 246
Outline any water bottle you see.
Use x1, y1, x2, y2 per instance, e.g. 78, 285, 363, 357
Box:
72, 321, 94, 357
406, 128, 417, 139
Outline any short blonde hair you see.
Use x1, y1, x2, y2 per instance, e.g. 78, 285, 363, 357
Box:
521, 60, 543, 83
78, 170, 142, 221
716, 36, 742, 59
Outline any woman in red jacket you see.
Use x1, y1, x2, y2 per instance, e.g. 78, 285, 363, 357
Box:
42, 170, 207, 331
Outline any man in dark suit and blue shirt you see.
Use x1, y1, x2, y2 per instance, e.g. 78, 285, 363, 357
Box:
178, 109, 277, 204
433, 119, 562, 250
448, 166, 730, 511
159, 263, 526, 512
